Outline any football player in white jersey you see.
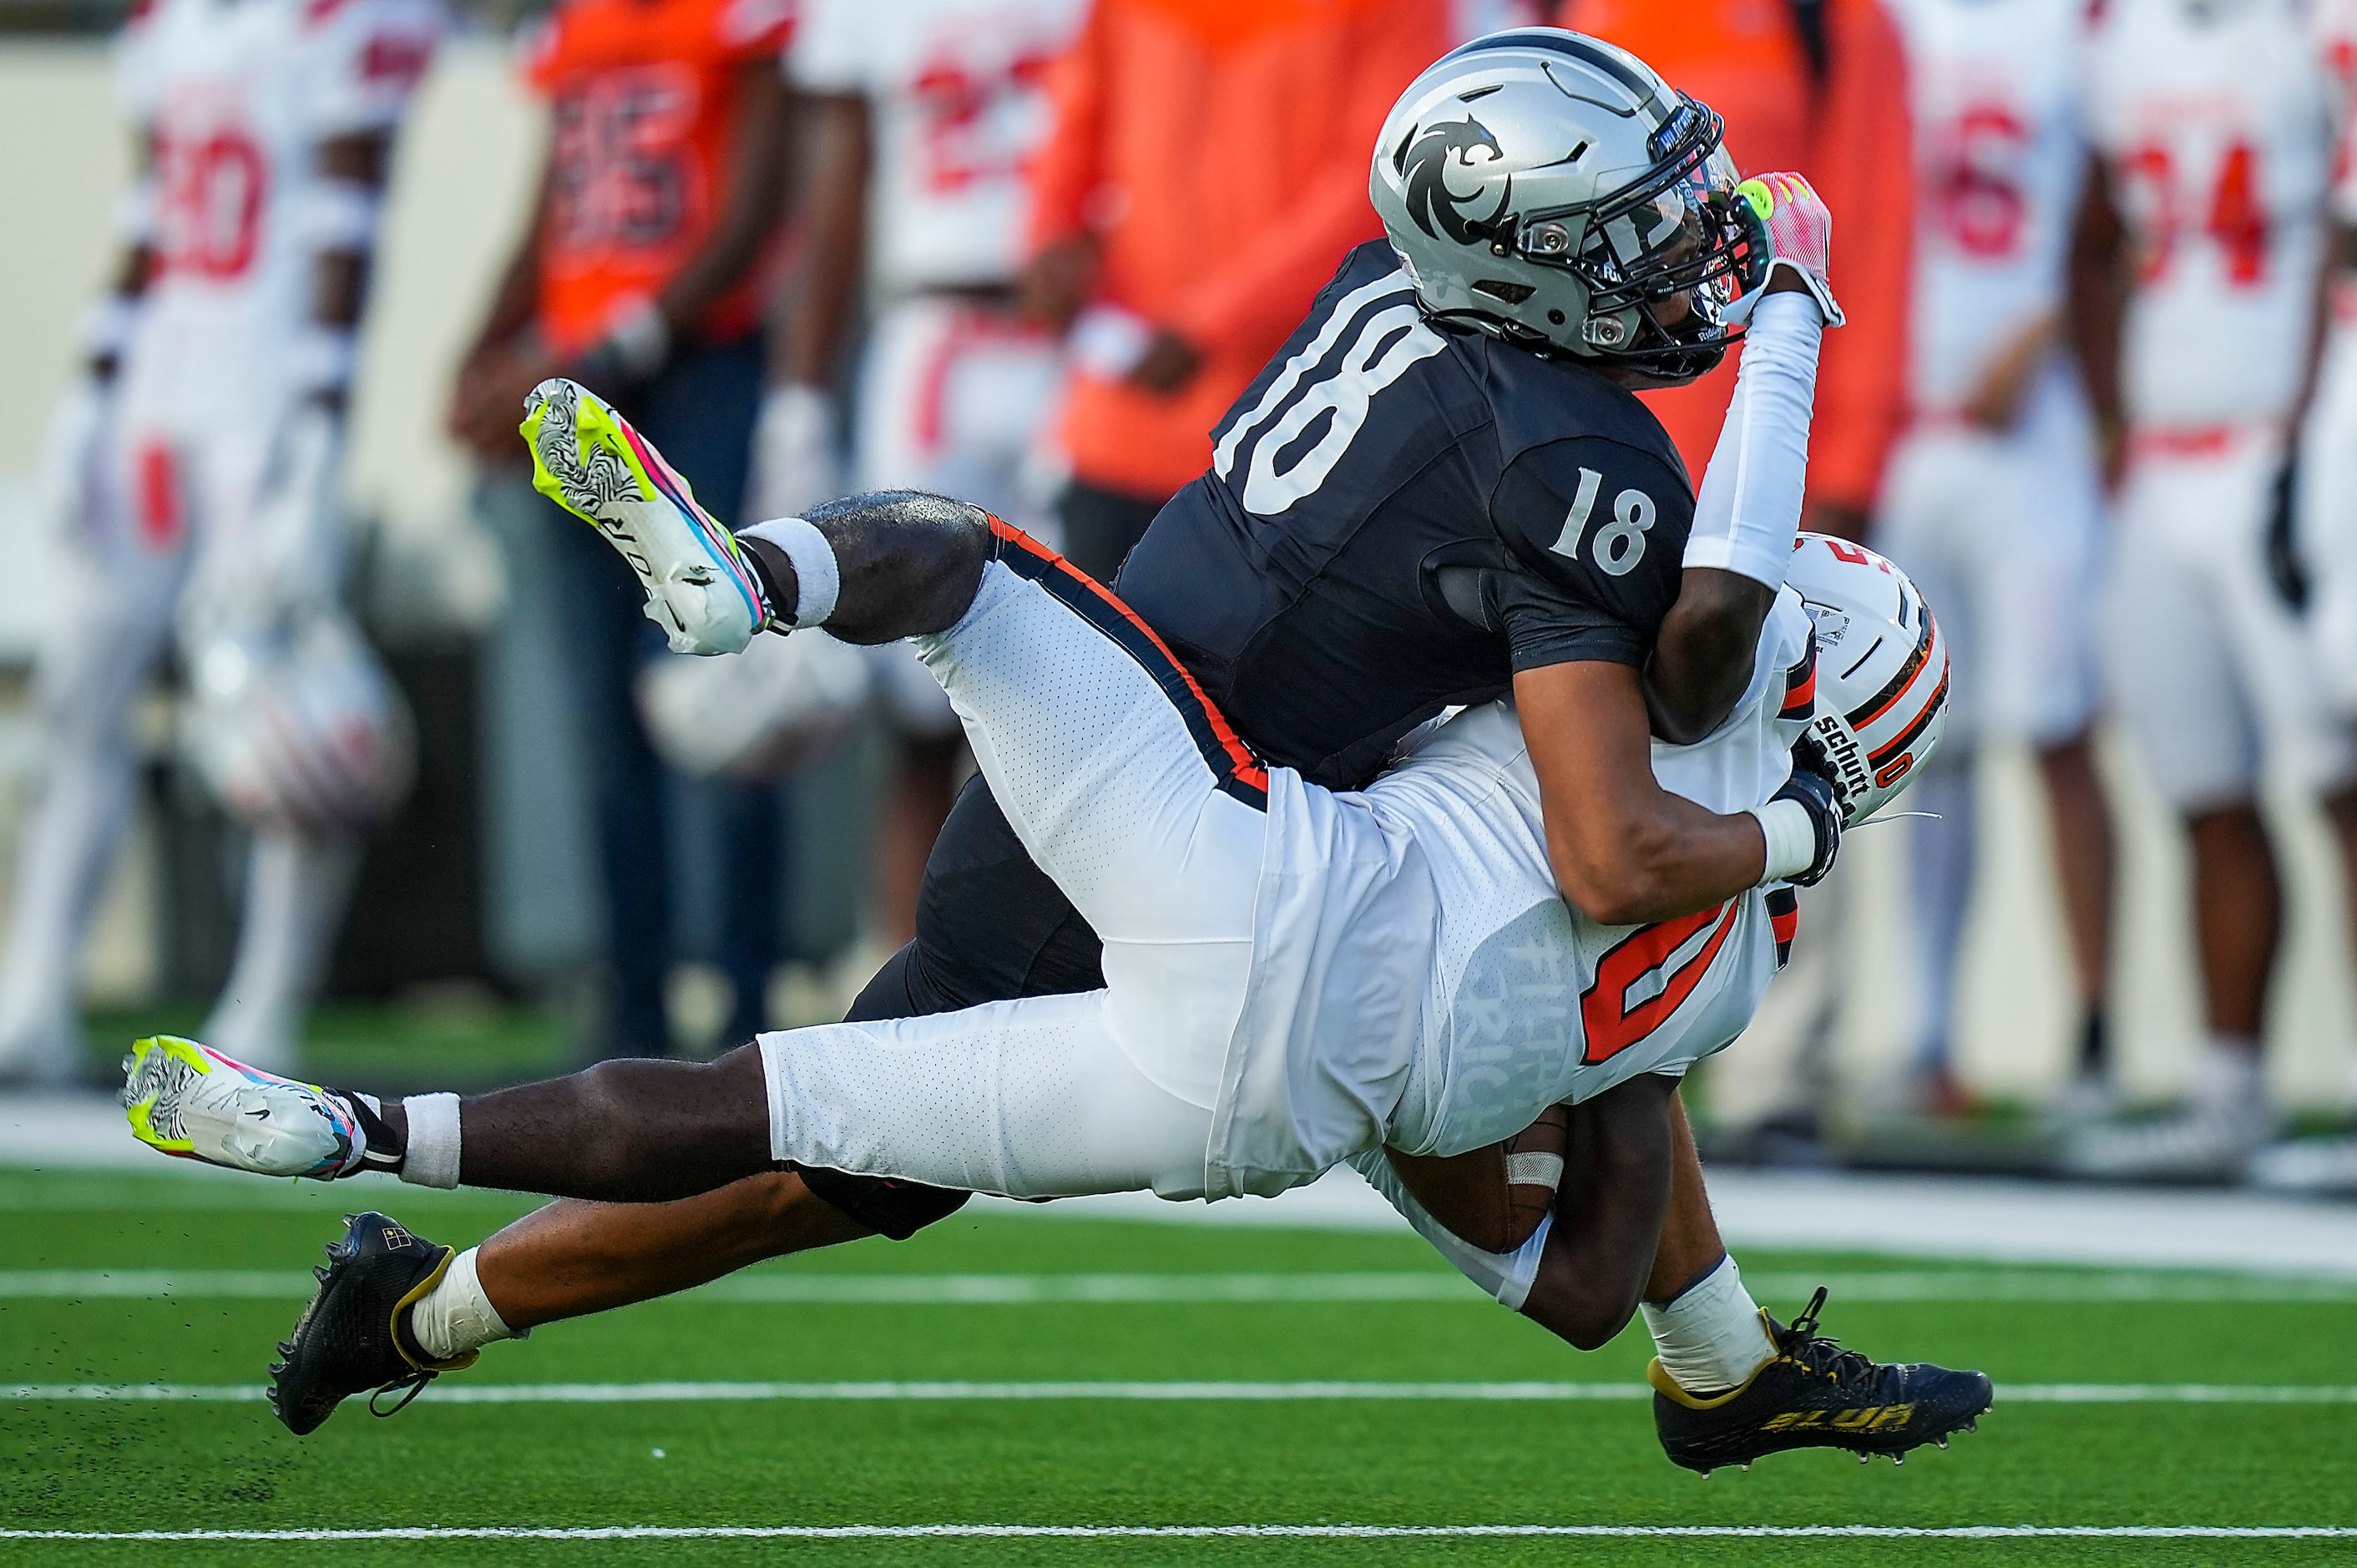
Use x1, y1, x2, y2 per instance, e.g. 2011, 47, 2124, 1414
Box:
0, 0, 438, 1083
2257, 0, 2357, 1191
2068, 0, 2357, 1177
1874, 0, 2117, 1120
747, 0, 1085, 951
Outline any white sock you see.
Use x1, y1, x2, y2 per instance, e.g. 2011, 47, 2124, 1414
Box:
407, 1247, 520, 1361
738, 516, 839, 630
1641, 1255, 1777, 1395
399, 1092, 463, 1189
2193, 1036, 2263, 1115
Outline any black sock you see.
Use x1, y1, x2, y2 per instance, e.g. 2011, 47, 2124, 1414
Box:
735, 530, 798, 622
348, 1093, 407, 1174
2077, 1009, 2109, 1075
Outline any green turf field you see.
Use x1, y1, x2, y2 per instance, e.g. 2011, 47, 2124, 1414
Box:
3, 1168, 2354, 1565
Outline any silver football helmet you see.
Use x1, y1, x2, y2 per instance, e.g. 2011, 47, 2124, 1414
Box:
1368, 28, 1764, 382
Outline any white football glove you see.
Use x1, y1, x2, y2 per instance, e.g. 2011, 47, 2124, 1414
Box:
748, 382, 842, 524
1726, 171, 1844, 328
182, 402, 347, 653
36, 376, 114, 548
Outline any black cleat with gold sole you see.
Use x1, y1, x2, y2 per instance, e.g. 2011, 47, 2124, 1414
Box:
1651, 1287, 1993, 1474
268, 1211, 478, 1435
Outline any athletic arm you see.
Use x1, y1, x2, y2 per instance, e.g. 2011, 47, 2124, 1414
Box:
1515, 660, 1771, 926
1646, 284, 1828, 744
1353, 1075, 1679, 1349
2065, 149, 2130, 488
774, 90, 867, 390
447, 155, 552, 455
656, 60, 792, 347
305, 129, 397, 413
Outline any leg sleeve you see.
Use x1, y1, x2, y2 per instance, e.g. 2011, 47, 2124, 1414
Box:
759, 990, 1211, 1200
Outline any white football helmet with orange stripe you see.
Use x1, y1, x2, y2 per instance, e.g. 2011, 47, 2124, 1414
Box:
1784, 533, 1950, 824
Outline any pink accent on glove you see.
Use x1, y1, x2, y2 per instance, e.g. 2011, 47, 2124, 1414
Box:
1731, 171, 1844, 327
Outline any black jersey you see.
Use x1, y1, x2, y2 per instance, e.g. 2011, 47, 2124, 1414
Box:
1117, 240, 1696, 792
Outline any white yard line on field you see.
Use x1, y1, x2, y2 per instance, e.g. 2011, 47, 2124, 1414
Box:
8, 1267, 2356, 1303
12, 1379, 2357, 1404
3, 1525, 2355, 1542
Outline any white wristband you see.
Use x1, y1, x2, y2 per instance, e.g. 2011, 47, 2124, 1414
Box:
739, 514, 839, 629
398, 1091, 463, 1189
1750, 797, 1818, 884
604, 296, 672, 380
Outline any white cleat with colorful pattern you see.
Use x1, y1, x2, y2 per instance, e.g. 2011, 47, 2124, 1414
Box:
121, 1034, 367, 1180
521, 377, 776, 656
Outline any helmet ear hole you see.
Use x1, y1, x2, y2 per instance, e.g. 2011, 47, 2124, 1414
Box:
1547, 309, 1565, 324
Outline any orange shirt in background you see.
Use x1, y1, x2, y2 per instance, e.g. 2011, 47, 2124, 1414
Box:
1555, 0, 1914, 513
1028, 0, 1449, 501
520, 0, 794, 355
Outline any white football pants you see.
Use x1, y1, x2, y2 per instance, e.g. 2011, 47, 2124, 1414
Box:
760, 532, 1271, 1199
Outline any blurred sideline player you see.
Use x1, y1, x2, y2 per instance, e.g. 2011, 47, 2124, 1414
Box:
1872, 0, 2116, 1119
1553, 0, 1915, 540
443, 0, 796, 1059
2066, 0, 2356, 1178
2261, 0, 2357, 1191
1018, 0, 1450, 579
0, 0, 439, 1082
752, 0, 1085, 950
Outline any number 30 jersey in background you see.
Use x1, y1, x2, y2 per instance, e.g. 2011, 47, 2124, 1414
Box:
1120, 240, 1697, 796
115, 0, 442, 424
2084, 0, 2335, 432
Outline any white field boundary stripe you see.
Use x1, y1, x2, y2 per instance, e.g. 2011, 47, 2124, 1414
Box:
4, 1525, 2355, 1542
10, 1268, 2357, 1304
12, 1379, 2357, 1404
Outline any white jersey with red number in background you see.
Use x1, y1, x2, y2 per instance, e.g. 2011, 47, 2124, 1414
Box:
114, 0, 442, 422
2314, 0, 2357, 225
2085, 0, 2334, 433
787, 0, 1086, 296
1888, 0, 2089, 416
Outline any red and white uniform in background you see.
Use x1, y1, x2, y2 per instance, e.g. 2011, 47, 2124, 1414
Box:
114, 0, 439, 588
2085, 0, 2352, 808
0, 0, 441, 1083
2299, 0, 2357, 708
787, 0, 1085, 732
1876, 0, 2102, 753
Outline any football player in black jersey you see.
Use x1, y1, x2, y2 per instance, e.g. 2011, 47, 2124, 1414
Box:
177, 31, 1987, 1468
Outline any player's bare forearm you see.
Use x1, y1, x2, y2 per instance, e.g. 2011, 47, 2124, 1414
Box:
776, 91, 870, 387
1517, 660, 1771, 925
659, 63, 791, 337
1517, 1073, 1677, 1350
2065, 151, 2129, 460
1643, 568, 1775, 745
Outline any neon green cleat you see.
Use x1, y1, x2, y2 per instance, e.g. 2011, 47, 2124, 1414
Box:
521, 377, 776, 655
122, 1034, 370, 1180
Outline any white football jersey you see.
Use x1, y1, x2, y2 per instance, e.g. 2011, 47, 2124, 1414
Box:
114, 0, 441, 414
2314, 0, 2357, 221
1889, 0, 2090, 413
2085, 0, 2334, 429
1206, 594, 1811, 1196
788, 0, 1085, 296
